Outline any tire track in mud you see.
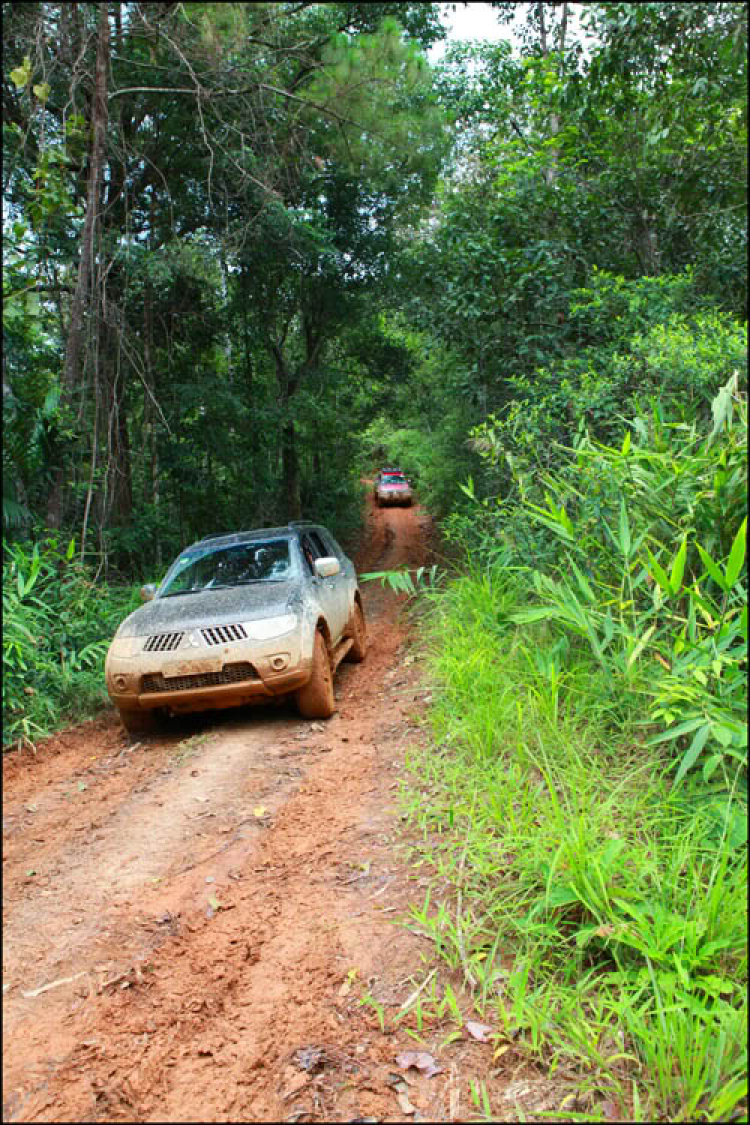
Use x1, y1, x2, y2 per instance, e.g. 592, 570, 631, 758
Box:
3, 498, 445, 1123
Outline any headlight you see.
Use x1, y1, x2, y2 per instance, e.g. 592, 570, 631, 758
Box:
245, 614, 297, 641
108, 636, 140, 658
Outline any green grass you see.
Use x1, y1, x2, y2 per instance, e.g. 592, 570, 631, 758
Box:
398, 567, 747, 1122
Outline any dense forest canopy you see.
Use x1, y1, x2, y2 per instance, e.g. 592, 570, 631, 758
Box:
3, 0, 747, 571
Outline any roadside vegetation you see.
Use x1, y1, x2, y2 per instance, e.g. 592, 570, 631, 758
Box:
387, 360, 746, 1120
3, 537, 140, 748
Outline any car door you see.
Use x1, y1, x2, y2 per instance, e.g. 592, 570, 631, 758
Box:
300, 530, 349, 641
321, 527, 357, 618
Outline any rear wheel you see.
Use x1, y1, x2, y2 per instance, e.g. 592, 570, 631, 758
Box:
295, 631, 335, 719
117, 706, 162, 736
344, 601, 367, 663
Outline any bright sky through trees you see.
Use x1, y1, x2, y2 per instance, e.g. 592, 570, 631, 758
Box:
428, 2, 507, 60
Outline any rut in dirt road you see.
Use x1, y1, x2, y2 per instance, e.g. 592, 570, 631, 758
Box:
3, 499, 459, 1123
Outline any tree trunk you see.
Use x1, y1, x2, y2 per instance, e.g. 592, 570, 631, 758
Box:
271, 341, 302, 521
282, 419, 302, 520
635, 211, 661, 276
47, 2, 110, 529
540, 2, 568, 188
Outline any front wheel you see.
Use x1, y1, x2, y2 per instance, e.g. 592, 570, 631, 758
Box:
117, 706, 162, 736
295, 631, 335, 719
344, 601, 367, 663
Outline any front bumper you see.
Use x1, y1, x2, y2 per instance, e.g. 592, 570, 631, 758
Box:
377, 491, 412, 506
106, 634, 313, 715
108, 664, 312, 715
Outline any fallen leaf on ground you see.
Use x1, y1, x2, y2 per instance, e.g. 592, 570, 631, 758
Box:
253, 806, 267, 818
395, 1050, 442, 1078
466, 1020, 493, 1042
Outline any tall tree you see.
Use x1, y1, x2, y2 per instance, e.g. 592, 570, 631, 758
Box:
3, 2, 447, 562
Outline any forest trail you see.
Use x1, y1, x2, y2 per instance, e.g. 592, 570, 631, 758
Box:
3, 495, 522, 1123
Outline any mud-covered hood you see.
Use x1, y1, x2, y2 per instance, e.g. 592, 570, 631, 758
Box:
115, 581, 302, 638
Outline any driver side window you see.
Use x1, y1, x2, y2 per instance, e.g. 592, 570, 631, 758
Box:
300, 532, 329, 575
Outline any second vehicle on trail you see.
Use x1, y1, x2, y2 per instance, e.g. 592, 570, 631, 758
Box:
105, 522, 367, 734
374, 468, 413, 507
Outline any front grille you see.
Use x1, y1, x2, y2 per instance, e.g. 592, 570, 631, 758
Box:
202, 623, 247, 645
141, 662, 259, 694
144, 632, 185, 652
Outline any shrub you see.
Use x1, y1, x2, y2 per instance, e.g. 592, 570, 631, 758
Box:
3, 536, 140, 749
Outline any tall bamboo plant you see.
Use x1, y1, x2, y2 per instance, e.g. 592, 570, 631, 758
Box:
496, 374, 747, 798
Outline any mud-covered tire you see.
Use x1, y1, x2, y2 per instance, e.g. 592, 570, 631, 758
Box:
344, 601, 367, 663
117, 707, 162, 736
295, 631, 335, 719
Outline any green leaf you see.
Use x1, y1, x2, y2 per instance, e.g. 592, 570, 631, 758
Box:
509, 606, 557, 624
526, 503, 575, 541
724, 517, 747, 587
673, 723, 711, 785
569, 559, 595, 603
558, 505, 574, 537
32, 82, 50, 102
669, 536, 688, 596
702, 753, 723, 782
712, 725, 736, 748
626, 625, 655, 671
10, 57, 32, 89
689, 584, 720, 622
618, 498, 631, 559
645, 550, 672, 595
697, 543, 728, 593
546, 883, 581, 909
646, 716, 706, 746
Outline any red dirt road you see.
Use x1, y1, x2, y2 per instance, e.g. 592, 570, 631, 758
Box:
3, 497, 557, 1123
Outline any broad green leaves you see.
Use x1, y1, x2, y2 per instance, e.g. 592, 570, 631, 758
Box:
474, 366, 748, 789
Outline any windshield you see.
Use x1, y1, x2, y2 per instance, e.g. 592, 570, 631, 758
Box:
382, 474, 406, 484
159, 539, 293, 597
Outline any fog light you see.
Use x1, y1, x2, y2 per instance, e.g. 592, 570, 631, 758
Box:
112, 674, 129, 692
270, 655, 289, 671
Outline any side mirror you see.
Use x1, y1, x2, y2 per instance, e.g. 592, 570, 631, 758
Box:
140, 583, 157, 601
314, 557, 341, 579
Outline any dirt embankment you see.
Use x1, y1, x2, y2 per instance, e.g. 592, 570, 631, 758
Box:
3, 497, 556, 1123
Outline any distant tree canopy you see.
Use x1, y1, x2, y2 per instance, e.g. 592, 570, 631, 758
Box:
3, 2, 746, 569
